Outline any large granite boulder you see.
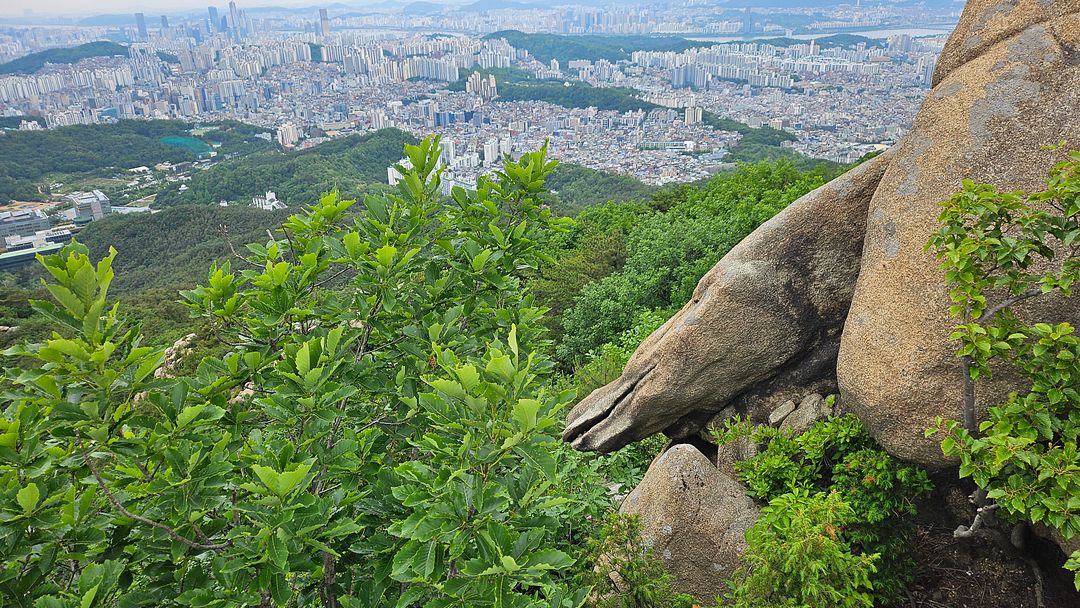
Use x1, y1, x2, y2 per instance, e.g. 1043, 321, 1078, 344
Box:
563, 152, 890, 452
837, 2, 1080, 468
620, 444, 759, 601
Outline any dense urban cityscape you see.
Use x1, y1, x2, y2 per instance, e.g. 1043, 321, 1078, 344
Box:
0, 0, 959, 263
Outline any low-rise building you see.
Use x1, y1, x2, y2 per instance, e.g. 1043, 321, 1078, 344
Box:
0, 209, 50, 240
68, 190, 112, 223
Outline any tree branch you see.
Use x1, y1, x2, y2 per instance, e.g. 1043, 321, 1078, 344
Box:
981, 288, 1042, 321
79, 439, 231, 552
954, 503, 998, 538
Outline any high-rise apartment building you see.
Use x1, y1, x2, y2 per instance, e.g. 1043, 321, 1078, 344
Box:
319, 9, 330, 37
229, 1, 240, 39
684, 105, 703, 125
207, 6, 219, 33
134, 13, 148, 41
276, 122, 301, 147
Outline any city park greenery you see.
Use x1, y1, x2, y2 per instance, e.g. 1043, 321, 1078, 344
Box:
1, 135, 1076, 605
0, 120, 274, 204
0, 42, 129, 75
482, 31, 712, 65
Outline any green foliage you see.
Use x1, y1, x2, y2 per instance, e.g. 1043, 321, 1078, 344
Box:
484, 31, 710, 64
0, 137, 602, 607
748, 34, 886, 50
0, 120, 198, 202
699, 113, 838, 169
0, 115, 45, 129
926, 149, 1080, 588
544, 164, 655, 215
497, 82, 659, 114
557, 161, 827, 364
447, 66, 536, 92
715, 414, 932, 604
0, 41, 128, 75
583, 514, 697, 608
73, 205, 292, 293
701, 114, 795, 144
153, 128, 415, 206
728, 490, 878, 608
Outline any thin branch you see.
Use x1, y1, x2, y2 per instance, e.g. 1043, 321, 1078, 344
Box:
79, 439, 231, 552
981, 288, 1042, 321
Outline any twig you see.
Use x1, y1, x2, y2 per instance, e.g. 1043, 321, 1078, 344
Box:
79, 438, 231, 551
980, 288, 1042, 321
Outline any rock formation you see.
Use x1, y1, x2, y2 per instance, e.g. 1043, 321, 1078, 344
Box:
619, 444, 759, 600
564, 0, 1080, 470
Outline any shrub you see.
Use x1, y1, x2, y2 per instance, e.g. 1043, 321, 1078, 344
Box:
728, 489, 877, 608
715, 414, 932, 604
0, 138, 597, 607
926, 149, 1080, 587
583, 514, 697, 608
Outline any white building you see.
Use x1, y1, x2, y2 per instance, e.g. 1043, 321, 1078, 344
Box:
251, 191, 287, 210
277, 122, 301, 147
68, 190, 111, 222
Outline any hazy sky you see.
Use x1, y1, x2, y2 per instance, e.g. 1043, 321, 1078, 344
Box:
2, 0, 341, 18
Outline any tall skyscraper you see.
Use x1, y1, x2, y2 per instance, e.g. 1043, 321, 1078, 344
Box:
319, 8, 330, 37
160, 15, 169, 30
229, 1, 240, 39
134, 13, 148, 41
207, 6, 219, 33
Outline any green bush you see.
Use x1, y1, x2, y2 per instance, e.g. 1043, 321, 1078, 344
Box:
728, 489, 877, 608
926, 149, 1080, 587
0, 137, 602, 607
583, 514, 697, 608
557, 161, 827, 364
715, 414, 932, 605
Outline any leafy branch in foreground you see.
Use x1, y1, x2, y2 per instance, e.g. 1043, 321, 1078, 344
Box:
926, 149, 1080, 587
0, 137, 600, 607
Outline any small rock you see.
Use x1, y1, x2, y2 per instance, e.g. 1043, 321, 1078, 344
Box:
779, 393, 831, 435
715, 435, 758, 479
768, 400, 796, 426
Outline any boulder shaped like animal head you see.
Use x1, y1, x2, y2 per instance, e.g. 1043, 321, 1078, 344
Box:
562, 154, 890, 453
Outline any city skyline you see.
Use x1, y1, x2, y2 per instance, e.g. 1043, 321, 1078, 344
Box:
2, 0, 393, 19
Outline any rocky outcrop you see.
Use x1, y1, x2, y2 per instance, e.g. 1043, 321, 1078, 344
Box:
620, 444, 759, 601
564, 0, 1080, 472
778, 393, 832, 435
837, 2, 1080, 468
563, 152, 890, 453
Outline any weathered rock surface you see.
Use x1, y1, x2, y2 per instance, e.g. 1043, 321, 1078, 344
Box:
563, 151, 891, 452
767, 400, 796, 426
621, 444, 759, 601
838, 3, 1080, 468
563, 0, 1080, 566
779, 393, 831, 435
564, 0, 1080, 473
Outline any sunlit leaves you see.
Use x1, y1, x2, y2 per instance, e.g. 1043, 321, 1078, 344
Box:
1, 137, 590, 607
927, 150, 1080, 588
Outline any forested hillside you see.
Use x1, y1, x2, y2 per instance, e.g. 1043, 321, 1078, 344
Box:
0, 120, 273, 203
0, 41, 128, 75
485, 30, 710, 63
153, 128, 416, 206
78, 205, 292, 292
